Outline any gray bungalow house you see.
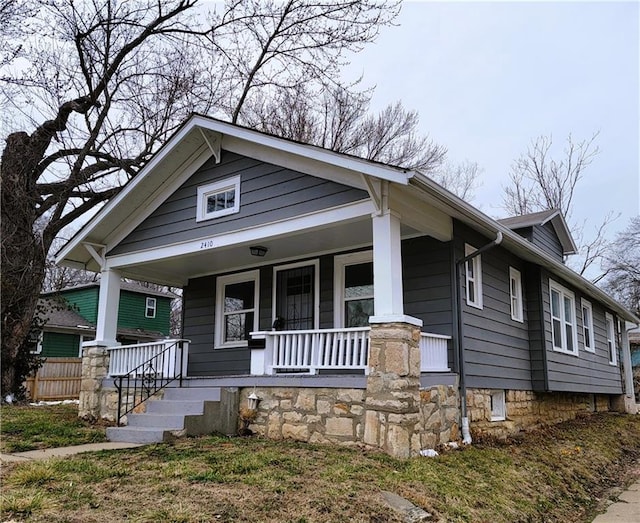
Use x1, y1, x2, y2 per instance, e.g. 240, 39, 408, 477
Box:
56, 115, 638, 458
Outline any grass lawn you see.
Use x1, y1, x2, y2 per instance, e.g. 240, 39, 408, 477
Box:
0, 403, 108, 453
1, 411, 639, 522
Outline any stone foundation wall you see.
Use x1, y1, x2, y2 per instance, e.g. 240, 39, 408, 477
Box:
467, 388, 611, 439
418, 383, 460, 449
240, 383, 459, 451
240, 387, 366, 445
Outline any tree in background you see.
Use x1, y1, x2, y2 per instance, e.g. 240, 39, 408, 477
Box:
601, 217, 640, 317
244, 84, 479, 199
501, 133, 616, 278
1, 0, 403, 397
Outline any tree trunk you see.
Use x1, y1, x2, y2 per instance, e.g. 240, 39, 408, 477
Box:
1, 132, 50, 397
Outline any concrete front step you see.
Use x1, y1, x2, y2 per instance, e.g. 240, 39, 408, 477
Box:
106, 425, 179, 444
106, 386, 239, 444
127, 412, 185, 429
163, 387, 221, 401
146, 399, 204, 415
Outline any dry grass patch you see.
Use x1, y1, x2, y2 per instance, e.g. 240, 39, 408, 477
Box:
0, 404, 108, 452
1, 413, 639, 522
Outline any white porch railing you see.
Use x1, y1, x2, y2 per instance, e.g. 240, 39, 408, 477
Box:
107, 339, 189, 378
251, 327, 370, 375
420, 333, 451, 372
250, 328, 451, 375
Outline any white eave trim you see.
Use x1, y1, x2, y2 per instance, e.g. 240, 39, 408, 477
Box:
105, 199, 376, 270
189, 115, 413, 184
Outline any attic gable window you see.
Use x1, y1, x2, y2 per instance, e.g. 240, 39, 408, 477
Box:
196, 175, 241, 222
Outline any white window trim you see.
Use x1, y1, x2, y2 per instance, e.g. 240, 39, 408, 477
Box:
605, 312, 617, 366
509, 267, 524, 322
333, 251, 373, 328
465, 244, 483, 309
272, 259, 320, 329
196, 175, 241, 222
549, 279, 578, 356
215, 269, 260, 349
581, 299, 595, 353
145, 297, 157, 318
490, 390, 506, 421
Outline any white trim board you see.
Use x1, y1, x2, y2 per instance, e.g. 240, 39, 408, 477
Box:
105, 200, 376, 270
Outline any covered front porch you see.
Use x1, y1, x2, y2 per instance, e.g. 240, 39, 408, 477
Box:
105, 327, 451, 378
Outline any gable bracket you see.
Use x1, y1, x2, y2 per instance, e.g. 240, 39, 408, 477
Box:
83, 242, 106, 268
362, 175, 383, 213
199, 128, 222, 164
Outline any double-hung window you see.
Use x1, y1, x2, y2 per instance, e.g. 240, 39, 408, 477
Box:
581, 299, 595, 353
465, 244, 483, 309
145, 297, 157, 318
549, 280, 578, 355
334, 251, 374, 328
215, 270, 259, 348
509, 267, 524, 322
605, 313, 617, 366
196, 175, 241, 222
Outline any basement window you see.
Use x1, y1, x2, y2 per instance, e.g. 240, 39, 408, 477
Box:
196, 176, 241, 222
490, 390, 506, 421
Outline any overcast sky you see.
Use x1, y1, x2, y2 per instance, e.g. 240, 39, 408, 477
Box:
343, 0, 639, 242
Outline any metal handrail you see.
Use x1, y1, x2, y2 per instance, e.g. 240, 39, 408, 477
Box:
113, 339, 188, 426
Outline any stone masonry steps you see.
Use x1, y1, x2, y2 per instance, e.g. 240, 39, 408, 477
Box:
106, 386, 235, 444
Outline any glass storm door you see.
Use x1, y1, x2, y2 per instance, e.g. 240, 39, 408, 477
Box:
275, 265, 315, 330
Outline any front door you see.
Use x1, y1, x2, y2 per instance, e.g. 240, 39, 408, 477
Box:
275, 264, 316, 330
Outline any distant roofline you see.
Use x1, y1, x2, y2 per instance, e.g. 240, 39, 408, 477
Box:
41, 281, 179, 299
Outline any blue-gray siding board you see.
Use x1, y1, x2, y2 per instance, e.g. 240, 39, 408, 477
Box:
455, 222, 532, 391
110, 151, 368, 256
540, 270, 622, 394
531, 223, 564, 261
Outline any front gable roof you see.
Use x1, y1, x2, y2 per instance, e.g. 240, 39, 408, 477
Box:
56, 114, 414, 272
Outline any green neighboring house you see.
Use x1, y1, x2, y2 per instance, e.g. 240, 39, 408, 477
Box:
37, 282, 176, 358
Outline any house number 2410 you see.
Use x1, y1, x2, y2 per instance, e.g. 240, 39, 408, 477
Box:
200, 240, 215, 249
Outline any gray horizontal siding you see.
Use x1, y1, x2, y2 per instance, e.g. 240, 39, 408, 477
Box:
526, 265, 547, 391
531, 222, 564, 261
401, 236, 454, 370
455, 221, 532, 391
402, 236, 453, 336
110, 151, 368, 255
540, 270, 623, 394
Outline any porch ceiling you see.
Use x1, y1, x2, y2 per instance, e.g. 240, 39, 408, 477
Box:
115, 216, 421, 287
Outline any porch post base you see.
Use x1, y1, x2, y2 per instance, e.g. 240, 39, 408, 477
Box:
78, 341, 112, 420
364, 321, 422, 458
611, 394, 638, 415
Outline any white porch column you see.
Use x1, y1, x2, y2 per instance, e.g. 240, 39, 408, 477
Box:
370, 210, 421, 326
620, 324, 638, 414
94, 268, 121, 346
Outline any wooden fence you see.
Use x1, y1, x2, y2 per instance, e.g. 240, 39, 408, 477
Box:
25, 358, 82, 401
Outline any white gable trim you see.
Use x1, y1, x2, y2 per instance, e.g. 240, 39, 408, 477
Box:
57, 115, 411, 270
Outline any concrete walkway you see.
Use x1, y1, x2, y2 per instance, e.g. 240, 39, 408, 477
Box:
591, 479, 640, 522
0, 442, 144, 463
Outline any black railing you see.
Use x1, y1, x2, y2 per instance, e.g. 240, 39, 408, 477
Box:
113, 339, 188, 426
